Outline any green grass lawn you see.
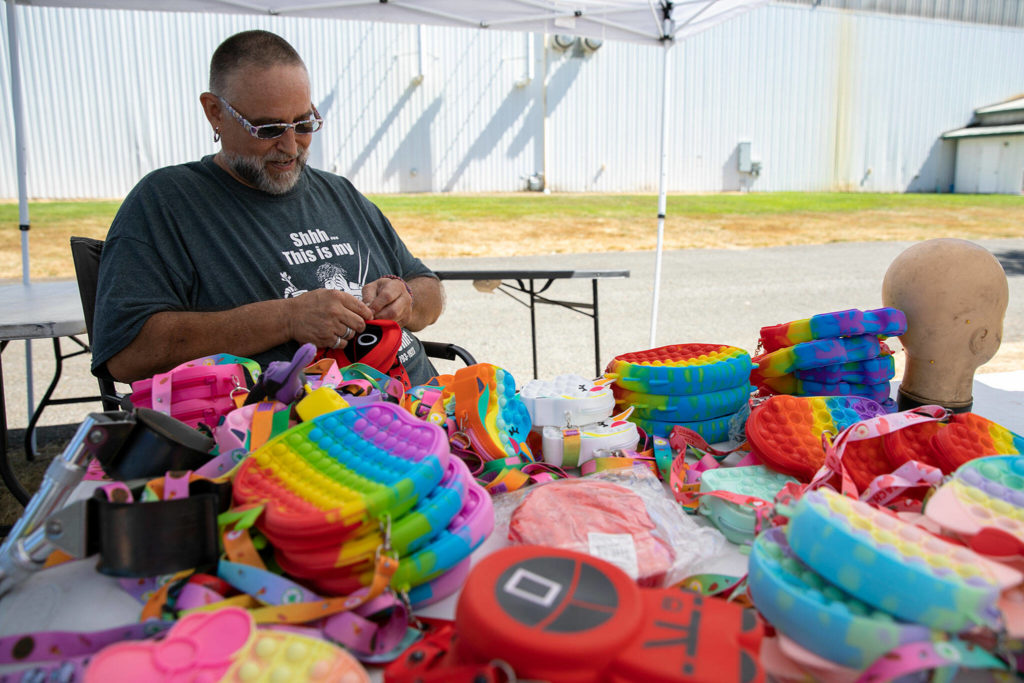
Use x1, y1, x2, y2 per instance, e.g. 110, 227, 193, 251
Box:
3, 192, 1022, 229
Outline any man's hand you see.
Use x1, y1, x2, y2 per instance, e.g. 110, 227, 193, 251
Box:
361, 277, 414, 328
286, 288, 373, 349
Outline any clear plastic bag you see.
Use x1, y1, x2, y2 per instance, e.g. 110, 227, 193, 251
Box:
494, 466, 726, 588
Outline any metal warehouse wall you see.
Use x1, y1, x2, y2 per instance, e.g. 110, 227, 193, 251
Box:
1, 3, 1023, 197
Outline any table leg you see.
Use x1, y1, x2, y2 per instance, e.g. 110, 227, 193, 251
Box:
22, 336, 101, 462
0, 342, 31, 509
592, 278, 601, 378
528, 279, 539, 380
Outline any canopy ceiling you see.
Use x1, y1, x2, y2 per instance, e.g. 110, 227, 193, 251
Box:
12, 0, 767, 45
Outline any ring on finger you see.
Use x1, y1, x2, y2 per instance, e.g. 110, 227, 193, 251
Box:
332, 335, 342, 349
343, 325, 354, 340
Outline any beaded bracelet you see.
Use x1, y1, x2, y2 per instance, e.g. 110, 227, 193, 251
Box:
381, 274, 414, 302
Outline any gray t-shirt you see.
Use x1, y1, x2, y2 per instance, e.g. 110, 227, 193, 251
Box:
92, 156, 438, 385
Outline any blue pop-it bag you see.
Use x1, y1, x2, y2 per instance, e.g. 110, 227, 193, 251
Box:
749, 527, 930, 669
787, 489, 1022, 632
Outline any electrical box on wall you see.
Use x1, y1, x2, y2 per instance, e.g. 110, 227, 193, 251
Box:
738, 141, 752, 173
738, 141, 762, 177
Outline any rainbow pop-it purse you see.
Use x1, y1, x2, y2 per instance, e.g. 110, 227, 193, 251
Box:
604, 343, 752, 396
518, 374, 616, 428
931, 412, 1024, 472
757, 307, 906, 354
787, 488, 1021, 632
267, 455, 472, 571
631, 413, 733, 442
759, 375, 891, 405
745, 394, 887, 481
232, 403, 450, 544
751, 334, 884, 379
301, 481, 494, 595
793, 354, 896, 385
748, 527, 933, 670
448, 363, 533, 461
926, 455, 1024, 558
613, 383, 752, 423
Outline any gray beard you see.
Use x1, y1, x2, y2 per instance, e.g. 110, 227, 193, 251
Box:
222, 147, 309, 195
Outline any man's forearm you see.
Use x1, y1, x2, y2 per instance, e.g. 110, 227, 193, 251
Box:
406, 276, 445, 332
105, 299, 292, 383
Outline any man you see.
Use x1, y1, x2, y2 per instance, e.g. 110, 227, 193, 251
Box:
92, 30, 444, 386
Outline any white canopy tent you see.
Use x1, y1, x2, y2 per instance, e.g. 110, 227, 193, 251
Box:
5, 0, 767, 342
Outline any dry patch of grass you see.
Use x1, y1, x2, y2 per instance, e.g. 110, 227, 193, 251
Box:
398, 206, 1024, 259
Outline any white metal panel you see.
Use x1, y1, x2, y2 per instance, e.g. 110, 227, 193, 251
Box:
2, 2, 1024, 197
954, 136, 1024, 195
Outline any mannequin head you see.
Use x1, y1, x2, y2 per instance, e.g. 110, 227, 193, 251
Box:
881, 238, 1008, 412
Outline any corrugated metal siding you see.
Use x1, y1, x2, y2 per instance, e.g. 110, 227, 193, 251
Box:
1, 3, 1023, 198
778, 0, 1024, 28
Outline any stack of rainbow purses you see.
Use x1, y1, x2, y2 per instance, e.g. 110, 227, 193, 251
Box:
751, 308, 906, 410
231, 392, 493, 609
606, 343, 754, 443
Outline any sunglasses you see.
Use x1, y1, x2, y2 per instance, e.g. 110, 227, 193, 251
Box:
218, 96, 323, 140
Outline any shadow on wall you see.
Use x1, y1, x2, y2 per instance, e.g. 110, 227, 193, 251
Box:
386, 96, 443, 192
907, 138, 956, 193
440, 43, 587, 192
993, 249, 1024, 277
347, 81, 419, 181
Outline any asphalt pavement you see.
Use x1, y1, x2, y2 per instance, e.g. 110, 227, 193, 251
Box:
4, 239, 1023, 432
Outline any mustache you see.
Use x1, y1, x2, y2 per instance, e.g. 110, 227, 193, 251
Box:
265, 152, 300, 163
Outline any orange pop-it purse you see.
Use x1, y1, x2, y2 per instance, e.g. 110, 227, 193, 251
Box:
745, 395, 888, 481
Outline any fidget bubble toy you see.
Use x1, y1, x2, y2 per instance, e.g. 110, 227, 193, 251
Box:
787, 489, 1022, 632
745, 394, 886, 481
267, 455, 473, 571
751, 334, 883, 379
604, 343, 752, 396
537, 408, 640, 468
698, 466, 798, 545
518, 374, 615, 428
932, 412, 1024, 473
759, 375, 891, 405
748, 527, 931, 670
449, 363, 533, 461
882, 420, 946, 471
232, 403, 449, 544
84, 606, 369, 683
630, 413, 732, 442
300, 481, 494, 595
613, 383, 752, 423
794, 354, 896, 385
758, 307, 906, 354
926, 455, 1024, 551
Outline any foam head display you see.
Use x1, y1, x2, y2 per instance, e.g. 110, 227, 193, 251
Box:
882, 239, 1008, 413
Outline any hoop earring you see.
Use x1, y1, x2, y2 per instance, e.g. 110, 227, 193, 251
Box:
213, 128, 221, 143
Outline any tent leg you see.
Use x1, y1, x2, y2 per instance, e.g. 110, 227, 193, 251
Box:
7, 0, 30, 284
6, 0, 35, 428
649, 39, 672, 348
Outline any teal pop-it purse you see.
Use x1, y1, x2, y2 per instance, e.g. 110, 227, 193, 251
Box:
787, 489, 1021, 633
698, 465, 798, 546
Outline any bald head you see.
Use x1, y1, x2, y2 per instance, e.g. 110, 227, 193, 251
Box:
209, 30, 306, 100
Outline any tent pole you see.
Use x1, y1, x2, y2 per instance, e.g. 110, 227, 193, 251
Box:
6, 0, 29, 284
648, 38, 672, 347
6, 0, 36, 436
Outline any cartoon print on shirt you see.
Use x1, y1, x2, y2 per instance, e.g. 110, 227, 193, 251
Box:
279, 234, 367, 299
316, 247, 369, 299
280, 272, 308, 298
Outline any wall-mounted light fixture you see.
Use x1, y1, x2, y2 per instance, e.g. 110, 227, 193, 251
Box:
551, 34, 576, 51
